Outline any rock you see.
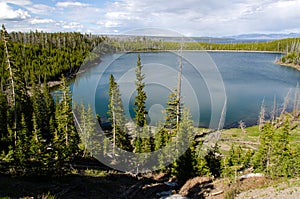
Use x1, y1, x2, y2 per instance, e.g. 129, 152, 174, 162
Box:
156, 190, 173, 197
179, 176, 212, 197
162, 194, 190, 199
239, 173, 264, 180
164, 182, 178, 187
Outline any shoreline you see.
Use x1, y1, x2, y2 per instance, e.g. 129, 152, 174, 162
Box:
275, 60, 300, 71
47, 60, 101, 89
127, 49, 283, 54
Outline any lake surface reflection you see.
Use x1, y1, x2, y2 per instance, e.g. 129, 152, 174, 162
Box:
72, 51, 300, 128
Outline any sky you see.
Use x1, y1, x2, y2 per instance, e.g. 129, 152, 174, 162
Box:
0, 0, 299, 37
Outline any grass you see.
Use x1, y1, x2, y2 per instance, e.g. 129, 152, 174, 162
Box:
82, 169, 108, 177
290, 128, 300, 142
221, 126, 260, 141
218, 124, 300, 155
218, 125, 260, 154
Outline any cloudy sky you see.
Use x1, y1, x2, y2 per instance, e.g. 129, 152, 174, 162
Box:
0, 0, 299, 36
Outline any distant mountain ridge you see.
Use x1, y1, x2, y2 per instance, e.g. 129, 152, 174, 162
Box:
227, 33, 300, 40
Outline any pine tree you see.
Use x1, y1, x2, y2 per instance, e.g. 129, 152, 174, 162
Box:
1, 25, 31, 148
85, 105, 102, 157
43, 80, 55, 139
141, 126, 153, 153
51, 76, 80, 176
52, 128, 66, 176
164, 89, 181, 130
205, 143, 222, 177
55, 75, 79, 160
31, 78, 51, 142
171, 108, 197, 180
270, 115, 294, 177
252, 121, 275, 174
171, 146, 197, 181
108, 74, 132, 153
77, 104, 99, 157
222, 144, 253, 178
132, 55, 148, 154
0, 90, 8, 152
176, 108, 194, 152
133, 136, 143, 154
30, 112, 45, 172
15, 114, 30, 167
134, 54, 147, 127
2, 25, 18, 147
154, 125, 170, 150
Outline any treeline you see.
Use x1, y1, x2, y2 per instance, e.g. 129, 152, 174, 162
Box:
107, 36, 300, 53
0, 25, 104, 85
109, 36, 300, 70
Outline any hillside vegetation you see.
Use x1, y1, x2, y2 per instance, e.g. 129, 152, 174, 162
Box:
108, 36, 300, 52
0, 26, 104, 85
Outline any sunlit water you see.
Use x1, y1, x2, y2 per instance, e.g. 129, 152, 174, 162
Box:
71, 51, 300, 128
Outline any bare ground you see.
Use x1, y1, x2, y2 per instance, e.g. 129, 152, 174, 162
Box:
1, 171, 299, 199
236, 178, 300, 199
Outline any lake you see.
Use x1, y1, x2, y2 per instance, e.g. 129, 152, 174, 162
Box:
71, 51, 300, 129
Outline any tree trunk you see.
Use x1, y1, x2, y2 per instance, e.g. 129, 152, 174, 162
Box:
2, 31, 17, 147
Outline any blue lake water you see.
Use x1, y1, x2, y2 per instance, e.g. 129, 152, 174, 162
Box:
71, 51, 300, 128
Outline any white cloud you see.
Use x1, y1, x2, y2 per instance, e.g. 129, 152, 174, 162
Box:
26, 4, 55, 15
0, 0, 32, 6
0, 2, 31, 21
1, 0, 300, 36
30, 18, 55, 24
59, 21, 83, 29
94, 0, 300, 36
56, 1, 90, 8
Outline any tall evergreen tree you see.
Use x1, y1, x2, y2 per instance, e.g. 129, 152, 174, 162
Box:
2, 25, 18, 147
0, 90, 8, 152
133, 55, 148, 154
134, 54, 147, 127
30, 112, 45, 171
43, 80, 55, 138
1, 25, 31, 147
55, 75, 79, 160
31, 77, 51, 142
77, 104, 101, 157
252, 121, 275, 174
270, 115, 294, 177
204, 143, 222, 177
108, 74, 132, 153
171, 108, 197, 180
154, 125, 170, 150
15, 114, 30, 167
164, 89, 181, 130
